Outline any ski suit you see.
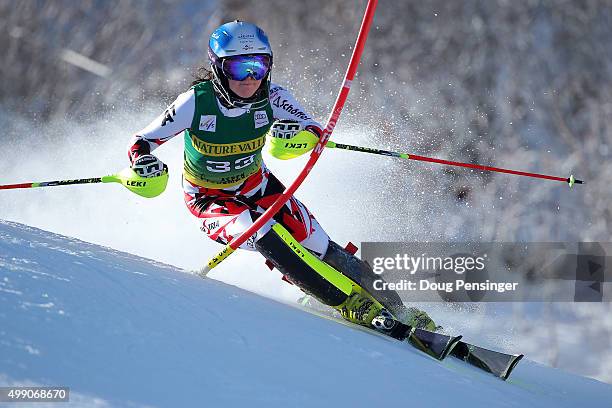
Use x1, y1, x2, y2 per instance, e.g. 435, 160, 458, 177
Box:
128, 81, 330, 257
128, 80, 436, 330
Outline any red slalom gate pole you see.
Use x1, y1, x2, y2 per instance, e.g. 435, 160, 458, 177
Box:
200, 0, 379, 274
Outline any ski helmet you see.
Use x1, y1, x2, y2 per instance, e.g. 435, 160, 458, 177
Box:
208, 21, 273, 109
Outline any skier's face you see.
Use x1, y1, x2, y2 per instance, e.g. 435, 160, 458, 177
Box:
228, 77, 262, 99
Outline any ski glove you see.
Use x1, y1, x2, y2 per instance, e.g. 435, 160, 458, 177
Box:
267, 120, 320, 160
131, 154, 167, 178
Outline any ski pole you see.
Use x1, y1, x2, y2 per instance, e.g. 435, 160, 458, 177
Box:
0, 167, 169, 197
0, 178, 104, 190
326, 141, 584, 187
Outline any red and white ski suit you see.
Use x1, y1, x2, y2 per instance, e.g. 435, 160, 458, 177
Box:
128, 83, 330, 257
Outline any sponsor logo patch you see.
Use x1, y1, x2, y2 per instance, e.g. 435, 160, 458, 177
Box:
254, 110, 269, 129
246, 235, 257, 250
199, 115, 217, 132
203, 219, 220, 234
270, 95, 311, 121
190, 134, 266, 157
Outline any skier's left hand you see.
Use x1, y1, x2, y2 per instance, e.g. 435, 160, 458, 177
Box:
131, 154, 167, 178
267, 120, 320, 160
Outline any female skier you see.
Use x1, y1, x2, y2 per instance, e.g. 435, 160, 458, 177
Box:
127, 20, 435, 331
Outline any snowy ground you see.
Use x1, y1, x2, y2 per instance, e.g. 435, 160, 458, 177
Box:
1, 220, 611, 407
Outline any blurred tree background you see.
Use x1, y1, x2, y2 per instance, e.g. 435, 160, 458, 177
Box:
1, 0, 612, 382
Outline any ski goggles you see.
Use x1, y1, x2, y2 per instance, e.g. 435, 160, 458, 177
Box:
221, 54, 271, 81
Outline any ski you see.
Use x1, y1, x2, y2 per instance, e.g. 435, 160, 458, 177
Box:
385, 322, 523, 379
380, 319, 462, 361
298, 296, 521, 378
450, 341, 524, 380
407, 327, 463, 360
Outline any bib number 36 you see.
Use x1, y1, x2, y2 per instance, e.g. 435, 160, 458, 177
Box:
206, 154, 256, 173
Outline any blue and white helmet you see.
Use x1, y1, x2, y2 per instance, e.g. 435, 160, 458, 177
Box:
208, 21, 273, 109
209, 20, 273, 59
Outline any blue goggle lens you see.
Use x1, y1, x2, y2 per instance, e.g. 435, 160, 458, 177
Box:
221, 54, 271, 81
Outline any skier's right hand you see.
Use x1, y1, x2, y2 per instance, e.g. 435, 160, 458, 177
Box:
131, 154, 167, 178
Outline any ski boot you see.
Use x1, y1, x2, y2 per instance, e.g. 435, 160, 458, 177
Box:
323, 240, 437, 331
337, 291, 397, 333
337, 291, 382, 326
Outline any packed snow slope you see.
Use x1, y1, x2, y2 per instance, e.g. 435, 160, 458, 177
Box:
1, 220, 611, 408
